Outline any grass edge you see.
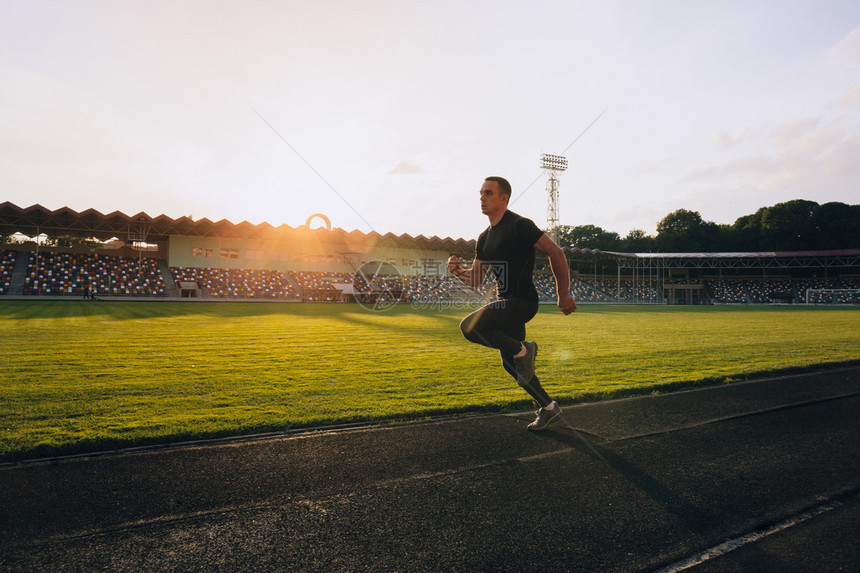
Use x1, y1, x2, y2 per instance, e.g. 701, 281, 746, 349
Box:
4, 359, 858, 465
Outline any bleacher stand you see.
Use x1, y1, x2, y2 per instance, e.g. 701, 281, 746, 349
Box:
0, 250, 15, 294
533, 273, 556, 302
705, 280, 748, 303
573, 279, 609, 302
24, 252, 166, 296
795, 279, 834, 304
406, 274, 466, 302
351, 273, 413, 304
632, 280, 660, 301
473, 275, 499, 300
534, 274, 612, 303
170, 267, 298, 298
371, 274, 411, 300
294, 271, 351, 290
591, 278, 631, 300
590, 279, 658, 302
14, 252, 856, 305
747, 279, 795, 303
294, 271, 351, 302
834, 278, 860, 304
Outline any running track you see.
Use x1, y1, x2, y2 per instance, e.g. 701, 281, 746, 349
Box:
2, 367, 858, 571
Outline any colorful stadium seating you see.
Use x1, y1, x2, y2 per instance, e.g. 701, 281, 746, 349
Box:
24, 252, 166, 296
8, 249, 858, 305
170, 267, 298, 298
0, 250, 16, 294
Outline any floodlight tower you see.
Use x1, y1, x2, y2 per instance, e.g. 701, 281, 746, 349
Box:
539, 153, 568, 243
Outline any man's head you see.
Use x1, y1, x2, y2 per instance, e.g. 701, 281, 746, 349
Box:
484, 176, 512, 198
480, 176, 511, 221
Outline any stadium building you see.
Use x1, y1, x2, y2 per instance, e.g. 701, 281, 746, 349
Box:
1, 202, 859, 305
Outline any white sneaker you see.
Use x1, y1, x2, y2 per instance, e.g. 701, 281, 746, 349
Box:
527, 401, 562, 431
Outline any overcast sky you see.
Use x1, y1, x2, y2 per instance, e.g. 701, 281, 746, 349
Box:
2, 1, 858, 240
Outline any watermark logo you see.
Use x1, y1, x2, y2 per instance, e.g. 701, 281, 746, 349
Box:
350, 257, 504, 313
484, 261, 508, 293
409, 296, 492, 312
352, 260, 406, 312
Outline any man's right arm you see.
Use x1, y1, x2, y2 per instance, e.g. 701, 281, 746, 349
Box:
447, 256, 486, 288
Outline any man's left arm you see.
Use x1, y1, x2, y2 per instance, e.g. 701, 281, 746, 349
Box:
534, 234, 577, 315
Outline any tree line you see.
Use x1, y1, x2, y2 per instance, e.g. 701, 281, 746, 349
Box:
554, 199, 860, 253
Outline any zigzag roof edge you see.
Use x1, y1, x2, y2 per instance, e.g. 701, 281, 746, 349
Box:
0, 202, 475, 245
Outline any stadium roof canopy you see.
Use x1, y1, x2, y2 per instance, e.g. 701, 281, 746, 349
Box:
0, 202, 476, 253
562, 246, 860, 270
3, 203, 858, 269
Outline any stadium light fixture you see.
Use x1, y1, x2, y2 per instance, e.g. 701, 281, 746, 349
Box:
539, 153, 568, 172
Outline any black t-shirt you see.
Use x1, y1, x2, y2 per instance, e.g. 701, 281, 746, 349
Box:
476, 210, 544, 301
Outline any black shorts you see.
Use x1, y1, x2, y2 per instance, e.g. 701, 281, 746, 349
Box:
459, 298, 539, 356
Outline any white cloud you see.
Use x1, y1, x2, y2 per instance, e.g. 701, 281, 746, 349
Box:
828, 25, 860, 68
830, 83, 860, 110
2, 1, 859, 240
676, 108, 860, 225
387, 162, 424, 175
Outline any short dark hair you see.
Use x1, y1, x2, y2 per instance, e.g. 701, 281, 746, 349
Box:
484, 176, 512, 197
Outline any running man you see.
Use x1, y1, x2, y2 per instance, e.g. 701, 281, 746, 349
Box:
447, 176, 576, 430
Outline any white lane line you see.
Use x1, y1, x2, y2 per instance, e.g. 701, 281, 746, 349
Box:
613, 391, 860, 444
653, 498, 845, 573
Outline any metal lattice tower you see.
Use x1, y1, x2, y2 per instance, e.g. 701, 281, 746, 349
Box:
539, 153, 568, 243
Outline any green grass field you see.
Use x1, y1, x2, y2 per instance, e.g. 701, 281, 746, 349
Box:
1, 300, 858, 462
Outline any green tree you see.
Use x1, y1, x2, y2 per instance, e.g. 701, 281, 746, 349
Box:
812, 202, 860, 249
619, 229, 656, 252
759, 199, 818, 250
730, 213, 761, 251
554, 225, 621, 250
655, 209, 711, 252
731, 200, 860, 250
